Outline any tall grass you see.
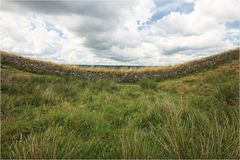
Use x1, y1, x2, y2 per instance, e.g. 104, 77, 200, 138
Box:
1, 61, 239, 159
138, 78, 158, 89
7, 127, 81, 159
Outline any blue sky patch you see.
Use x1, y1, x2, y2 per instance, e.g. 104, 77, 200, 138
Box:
151, 0, 194, 21
225, 21, 240, 29
45, 21, 67, 39
138, 0, 194, 31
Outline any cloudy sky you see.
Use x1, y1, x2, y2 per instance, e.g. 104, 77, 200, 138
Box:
0, 0, 239, 65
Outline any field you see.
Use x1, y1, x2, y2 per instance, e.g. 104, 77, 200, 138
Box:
1, 52, 239, 159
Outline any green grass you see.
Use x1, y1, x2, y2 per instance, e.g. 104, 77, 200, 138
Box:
1, 59, 239, 159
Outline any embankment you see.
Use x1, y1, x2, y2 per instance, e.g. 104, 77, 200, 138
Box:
1, 48, 239, 81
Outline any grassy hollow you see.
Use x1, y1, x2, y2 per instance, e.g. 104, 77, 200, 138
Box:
1, 51, 239, 159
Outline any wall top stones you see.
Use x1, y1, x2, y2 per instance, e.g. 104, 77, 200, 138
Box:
1, 48, 239, 82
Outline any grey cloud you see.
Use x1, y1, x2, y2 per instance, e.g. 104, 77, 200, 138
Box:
2, 1, 67, 14
2, 0, 137, 60
86, 40, 113, 51
2, 1, 130, 19
1, 0, 238, 65
99, 52, 138, 62
163, 46, 201, 55
109, 56, 135, 62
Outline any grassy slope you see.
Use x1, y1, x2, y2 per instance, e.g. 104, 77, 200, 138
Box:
1, 58, 239, 158
1, 48, 239, 74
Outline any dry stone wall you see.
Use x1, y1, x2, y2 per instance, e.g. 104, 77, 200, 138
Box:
1, 49, 239, 82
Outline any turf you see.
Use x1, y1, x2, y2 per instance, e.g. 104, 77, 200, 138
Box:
1, 58, 239, 158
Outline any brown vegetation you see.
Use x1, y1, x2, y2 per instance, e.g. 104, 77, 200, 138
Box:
1, 48, 239, 81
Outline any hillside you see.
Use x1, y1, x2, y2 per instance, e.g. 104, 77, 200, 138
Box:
1, 49, 239, 159
1, 48, 239, 81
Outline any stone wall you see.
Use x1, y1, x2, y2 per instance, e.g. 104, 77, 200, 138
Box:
1, 49, 239, 81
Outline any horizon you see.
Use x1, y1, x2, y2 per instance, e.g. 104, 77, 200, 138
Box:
1, 48, 238, 67
0, 0, 239, 66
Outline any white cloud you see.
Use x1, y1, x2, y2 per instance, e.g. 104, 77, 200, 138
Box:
0, 0, 239, 65
0, 11, 94, 64
140, 0, 238, 57
194, 0, 240, 22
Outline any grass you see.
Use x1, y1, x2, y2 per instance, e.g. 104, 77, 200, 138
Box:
6, 127, 81, 159
1, 48, 239, 74
1, 58, 239, 158
138, 78, 158, 89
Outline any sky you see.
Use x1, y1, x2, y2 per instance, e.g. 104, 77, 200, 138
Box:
0, 0, 239, 66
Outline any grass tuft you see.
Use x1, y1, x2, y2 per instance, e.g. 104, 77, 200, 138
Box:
1, 55, 239, 159
138, 78, 158, 89
6, 127, 81, 159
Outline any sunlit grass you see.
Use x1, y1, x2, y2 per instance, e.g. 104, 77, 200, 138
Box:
1, 57, 239, 158
1, 48, 239, 74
